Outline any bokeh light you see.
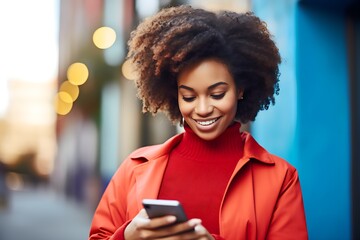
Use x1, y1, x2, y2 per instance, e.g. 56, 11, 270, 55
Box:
67, 62, 89, 85
93, 26, 116, 49
58, 91, 73, 103
54, 92, 73, 115
5, 172, 24, 191
59, 80, 79, 102
121, 59, 138, 80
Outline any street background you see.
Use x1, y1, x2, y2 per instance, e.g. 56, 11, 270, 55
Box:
0, 0, 359, 239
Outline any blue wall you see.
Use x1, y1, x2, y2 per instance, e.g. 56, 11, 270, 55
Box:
295, 5, 351, 239
251, 0, 298, 166
252, 1, 351, 239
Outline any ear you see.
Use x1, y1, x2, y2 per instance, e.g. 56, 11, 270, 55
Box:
237, 88, 244, 100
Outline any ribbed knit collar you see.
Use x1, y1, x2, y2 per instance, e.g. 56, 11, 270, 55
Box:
173, 122, 244, 162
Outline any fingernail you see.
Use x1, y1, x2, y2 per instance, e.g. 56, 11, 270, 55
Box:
195, 225, 204, 233
189, 218, 201, 226
167, 216, 176, 222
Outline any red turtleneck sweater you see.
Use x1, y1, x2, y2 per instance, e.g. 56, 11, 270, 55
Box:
158, 122, 244, 234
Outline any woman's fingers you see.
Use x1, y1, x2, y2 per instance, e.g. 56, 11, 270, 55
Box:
142, 218, 201, 239
125, 210, 213, 240
194, 224, 214, 239
153, 223, 214, 240
150, 219, 214, 240
139, 215, 177, 229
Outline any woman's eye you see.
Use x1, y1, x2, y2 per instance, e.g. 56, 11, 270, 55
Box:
211, 93, 225, 99
182, 96, 195, 102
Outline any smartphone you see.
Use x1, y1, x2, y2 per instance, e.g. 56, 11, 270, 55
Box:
142, 199, 188, 223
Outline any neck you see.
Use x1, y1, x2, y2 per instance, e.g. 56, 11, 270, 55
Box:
175, 122, 243, 162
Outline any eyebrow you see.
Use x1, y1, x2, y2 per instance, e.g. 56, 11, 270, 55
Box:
178, 82, 229, 91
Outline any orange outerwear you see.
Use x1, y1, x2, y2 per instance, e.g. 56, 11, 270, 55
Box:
89, 132, 308, 240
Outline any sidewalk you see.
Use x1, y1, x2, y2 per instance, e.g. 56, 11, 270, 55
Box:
0, 186, 93, 240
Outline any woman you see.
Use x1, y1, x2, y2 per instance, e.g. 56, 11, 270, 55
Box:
89, 5, 308, 240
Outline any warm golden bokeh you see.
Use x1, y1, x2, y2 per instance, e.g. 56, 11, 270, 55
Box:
67, 62, 89, 86
58, 91, 73, 104
93, 26, 116, 49
54, 92, 73, 115
59, 80, 79, 102
121, 59, 138, 80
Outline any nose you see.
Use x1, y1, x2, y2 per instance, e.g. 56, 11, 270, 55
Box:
195, 98, 213, 116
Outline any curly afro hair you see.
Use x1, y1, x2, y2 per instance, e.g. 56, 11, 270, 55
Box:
127, 5, 281, 124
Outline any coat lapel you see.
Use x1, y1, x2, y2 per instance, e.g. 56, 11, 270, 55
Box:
133, 155, 169, 210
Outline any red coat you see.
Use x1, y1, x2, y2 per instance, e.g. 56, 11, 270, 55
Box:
89, 132, 308, 239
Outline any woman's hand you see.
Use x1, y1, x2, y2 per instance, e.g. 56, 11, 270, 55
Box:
124, 209, 214, 239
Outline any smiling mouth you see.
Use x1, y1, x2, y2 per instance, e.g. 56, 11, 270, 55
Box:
195, 117, 220, 126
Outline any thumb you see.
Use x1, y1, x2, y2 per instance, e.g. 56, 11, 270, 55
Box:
138, 208, 149, 218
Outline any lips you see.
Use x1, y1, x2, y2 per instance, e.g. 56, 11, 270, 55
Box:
195, 117, 220, 126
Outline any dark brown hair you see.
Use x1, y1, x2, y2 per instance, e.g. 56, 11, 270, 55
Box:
127, 5, 281, 124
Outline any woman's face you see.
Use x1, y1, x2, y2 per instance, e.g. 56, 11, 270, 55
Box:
177, 59, 243, 141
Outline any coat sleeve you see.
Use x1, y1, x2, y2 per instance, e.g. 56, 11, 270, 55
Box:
266, 168, 308, 240
88, 161, 131, 240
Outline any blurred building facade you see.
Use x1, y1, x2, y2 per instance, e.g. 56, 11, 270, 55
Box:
55, 0, 359, 239
0, 80, 57, 174
0, 0, 59, 190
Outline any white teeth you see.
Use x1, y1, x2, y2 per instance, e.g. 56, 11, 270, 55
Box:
197, 118, 217, 126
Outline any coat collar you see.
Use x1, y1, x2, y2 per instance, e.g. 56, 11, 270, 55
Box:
130, 131, 275, 165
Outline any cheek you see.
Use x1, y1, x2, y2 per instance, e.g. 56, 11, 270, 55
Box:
221, 95, 239, 114
178, 102, 192, 117
221, 103, 237, 117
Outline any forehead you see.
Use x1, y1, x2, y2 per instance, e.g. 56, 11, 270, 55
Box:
177, 59, 235, 87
